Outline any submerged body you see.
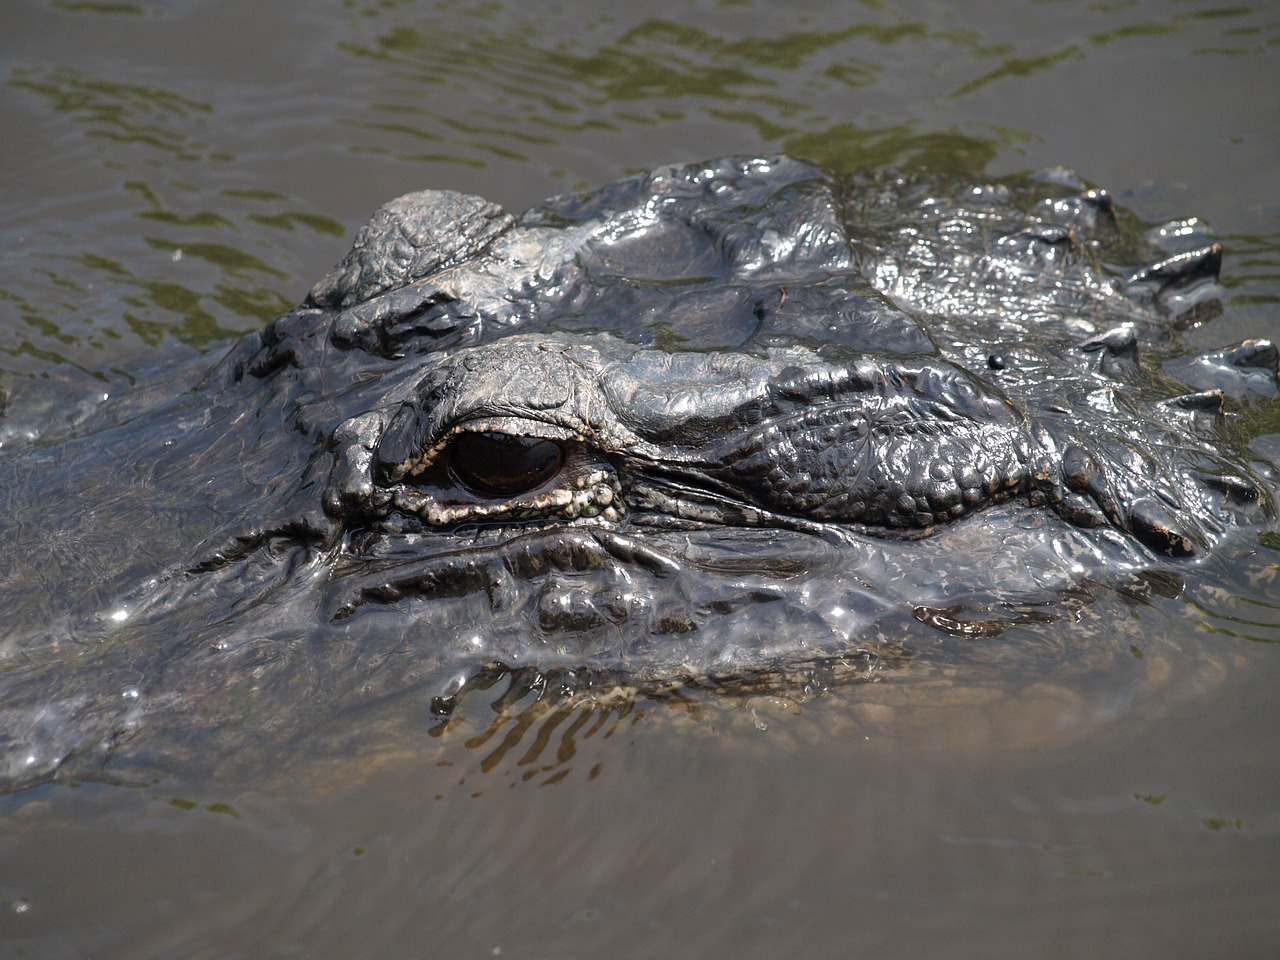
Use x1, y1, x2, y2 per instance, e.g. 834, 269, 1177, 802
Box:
1, 157, 1276, 790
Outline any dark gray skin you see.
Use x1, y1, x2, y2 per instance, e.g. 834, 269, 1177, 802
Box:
1, 156, 1276, 791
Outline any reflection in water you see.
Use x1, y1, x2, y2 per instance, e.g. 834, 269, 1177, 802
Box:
782, 122, 1008, 174
449, 677, 638, 785
5, 0, 1276, 384
333, 1, 1279, 182
1, 62, 348, 380
955, 7, 1274, 96
51, 0, 149, 16
337, 12, 1024, 174
1221, 232, 1280, 311
2, 0, 1280, 956
1183, 538, 1280, 644
951, 45, 1084, 97
8, 65, 215, 160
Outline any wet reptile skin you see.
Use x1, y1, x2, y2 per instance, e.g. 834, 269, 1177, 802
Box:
1, 156, 1276, 790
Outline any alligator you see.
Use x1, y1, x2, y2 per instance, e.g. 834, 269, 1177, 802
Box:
1, 155, 1276, 790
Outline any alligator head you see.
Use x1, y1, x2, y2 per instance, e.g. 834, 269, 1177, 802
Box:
1, 156, 1276, 788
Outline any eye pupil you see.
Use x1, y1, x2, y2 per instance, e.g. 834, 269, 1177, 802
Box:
447, 432, 564, 496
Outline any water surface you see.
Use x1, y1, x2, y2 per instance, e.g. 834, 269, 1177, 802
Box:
2, 1, 1278, 957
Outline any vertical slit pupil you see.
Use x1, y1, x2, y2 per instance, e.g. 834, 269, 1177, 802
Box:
447, 432, 564, 496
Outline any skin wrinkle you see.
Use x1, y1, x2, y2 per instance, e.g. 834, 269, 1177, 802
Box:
350, 330, 1040, 538
3, 157, 1277, 792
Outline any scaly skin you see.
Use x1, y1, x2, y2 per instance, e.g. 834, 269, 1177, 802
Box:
0, 156, 1276, 791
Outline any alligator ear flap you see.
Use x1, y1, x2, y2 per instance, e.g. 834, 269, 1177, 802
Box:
308, 190, 516, 310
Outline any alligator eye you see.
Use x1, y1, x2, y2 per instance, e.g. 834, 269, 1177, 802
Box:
446, 431, 563, 497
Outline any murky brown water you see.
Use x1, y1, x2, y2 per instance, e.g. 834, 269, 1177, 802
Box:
2, 1, 1279, 957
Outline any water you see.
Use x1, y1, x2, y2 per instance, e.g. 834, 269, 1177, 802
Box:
2, 1, 1279, 957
